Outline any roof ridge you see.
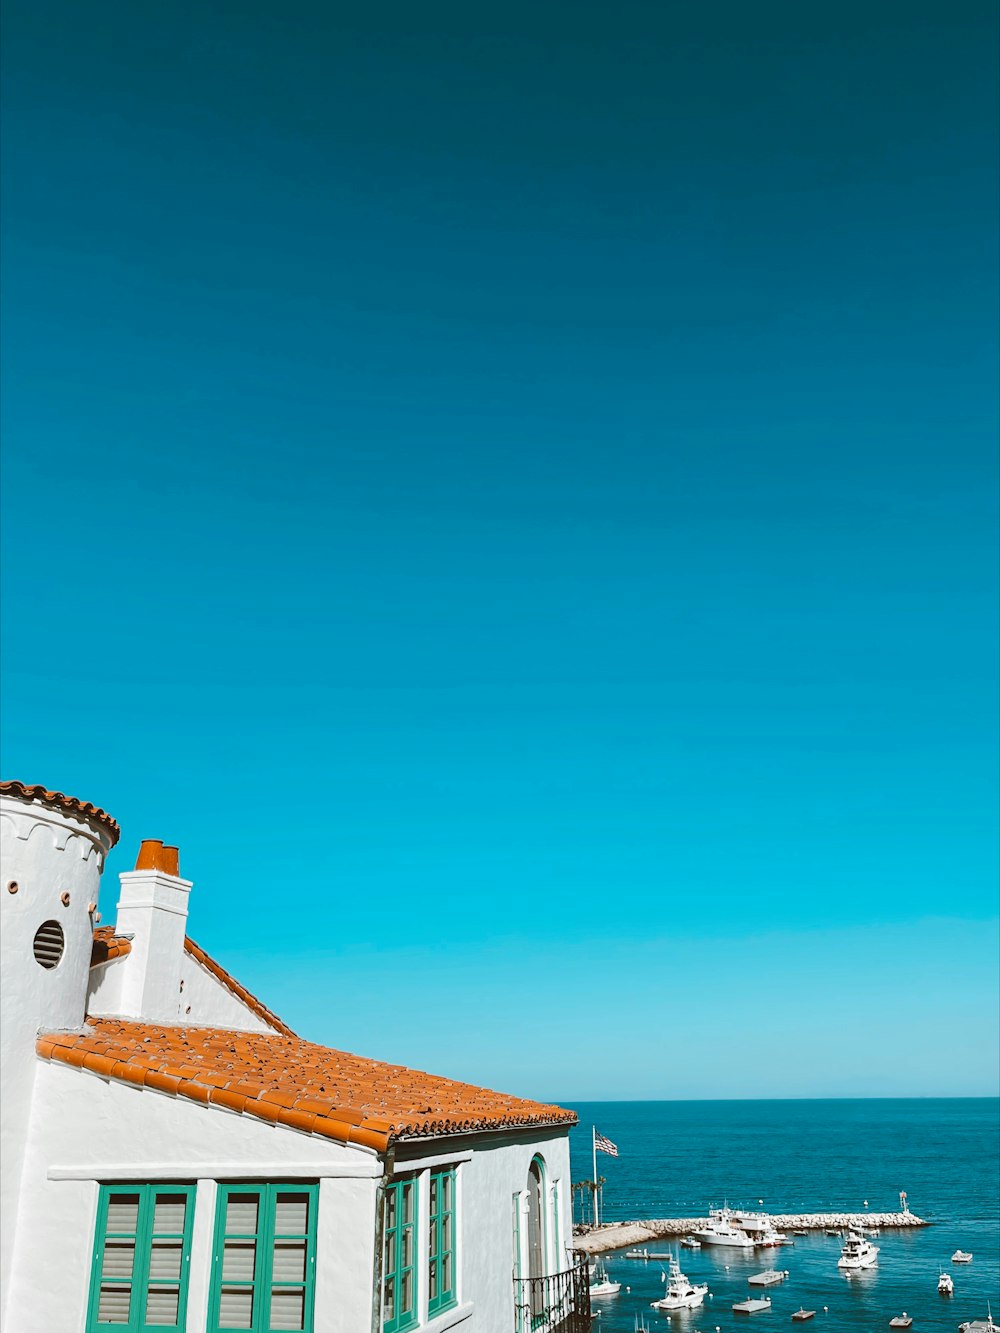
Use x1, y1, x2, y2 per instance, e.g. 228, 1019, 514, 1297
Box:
183, 935, 296, 1037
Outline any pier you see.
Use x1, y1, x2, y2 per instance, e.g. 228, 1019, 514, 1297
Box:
571, 1211, 928, 1255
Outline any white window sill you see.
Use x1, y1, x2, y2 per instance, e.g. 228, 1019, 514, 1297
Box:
421, 1301, 474, 1333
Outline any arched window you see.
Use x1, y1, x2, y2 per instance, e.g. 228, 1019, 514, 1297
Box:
526, 1157, 546, 1282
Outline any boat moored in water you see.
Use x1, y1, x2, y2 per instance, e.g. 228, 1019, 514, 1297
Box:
953, 1251, 973, 1264
650, 1255, 710, 1312
889, 1316, 913, 1329
589, 1259, 621, 1298
838, 1231, 879, 1270
791, 1311, 816, 1322
733, 1297, 772, 1315
748, 1270, 789, 1287
680, 1236, 702, 1249
694, 1207, 756, 1248
939, 1271, 955, 1295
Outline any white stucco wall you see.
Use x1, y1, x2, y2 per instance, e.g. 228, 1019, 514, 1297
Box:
5, 1060, 381, 1333
0, 794, 116, 1318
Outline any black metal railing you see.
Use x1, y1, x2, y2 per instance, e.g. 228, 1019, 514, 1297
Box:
514, 1257, 591, 1333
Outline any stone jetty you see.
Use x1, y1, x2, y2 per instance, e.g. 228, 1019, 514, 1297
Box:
572, 1211, 927, 1255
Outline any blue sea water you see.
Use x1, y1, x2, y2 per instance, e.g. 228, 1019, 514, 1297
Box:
567, 1100, 999, 1333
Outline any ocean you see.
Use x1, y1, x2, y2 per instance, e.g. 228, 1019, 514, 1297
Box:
567, 1100, 999, 1333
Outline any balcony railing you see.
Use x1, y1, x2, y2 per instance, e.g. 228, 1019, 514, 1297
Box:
514, 1257, 591, 1333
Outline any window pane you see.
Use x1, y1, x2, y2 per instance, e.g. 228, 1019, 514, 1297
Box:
383, 1275, 395, 1320
148, 1240, 182, 1281
102, 1242, 135, 1280
429, 1177, 438, 1214
270, 1288, 306, 1331
443, 1213, 452, 1253
218, 1287, 254, 1329
442, 1173, 452, 1211
225, 1195, 259, 1234
272, 1239, 306, 1283
401, 1267, 413, 1313
106, 1195, 140, 1234
222, 1240, 257, 1283
443, 1250, 452, 1292
97, 1284, 131, 1323
385, 1188, 396, 1229
153, 1194, 187, 1234
429, 1258, 438, 1299
401, 1225, 412, 1268
274, 1193, 309, 1235
145, 1285, 180, 1324
401, 1183, 413, 1224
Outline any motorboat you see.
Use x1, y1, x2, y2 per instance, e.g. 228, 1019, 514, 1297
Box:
733, 1297, 772, 1314
838, 1231, 879, 1270
680, 1236, 702, 1249
939, 1271, 954, 1295
650, 1256, 710, 1312
589, 1260, 621, 1298
889, 1316, 913, 1329
748, 1269, 789, 1287
694, 1207, 755, 1248
757, 1228, 790, 1248
791, 1312, 815, 1322
953, 1251, 973, 1264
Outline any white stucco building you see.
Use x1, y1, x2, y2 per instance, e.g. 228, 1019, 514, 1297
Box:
0, 780, 589, 1333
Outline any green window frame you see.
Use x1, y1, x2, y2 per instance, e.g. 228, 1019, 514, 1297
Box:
382, 1176, 418, 1333
86, 1183, 195, 1331
427, 1168, 456, 1316
207, 1183, 318, 1333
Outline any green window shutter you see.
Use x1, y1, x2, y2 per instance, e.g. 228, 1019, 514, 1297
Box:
427, 1169, 456, 1317
86, 1185, 195, 1332
382, 1178, 418, 1333
208, 1183, 318, 1333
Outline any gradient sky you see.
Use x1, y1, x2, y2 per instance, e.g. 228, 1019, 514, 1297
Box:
2, 1, 997, 1098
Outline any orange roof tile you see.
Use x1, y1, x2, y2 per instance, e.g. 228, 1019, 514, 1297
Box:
36, 1019, 577, 1151
0, 780, 120, 845
183, 936, 296, 1038
91, 926, 132, 966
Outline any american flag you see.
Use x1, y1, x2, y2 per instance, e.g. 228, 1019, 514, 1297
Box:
594, 1130, 619, 1157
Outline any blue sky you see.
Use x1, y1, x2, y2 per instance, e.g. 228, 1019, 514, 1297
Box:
2, 1, 997, 1098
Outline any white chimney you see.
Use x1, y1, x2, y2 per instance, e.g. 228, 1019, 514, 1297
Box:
114, 840, 191, 1023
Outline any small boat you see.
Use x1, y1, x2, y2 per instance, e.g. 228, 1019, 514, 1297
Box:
958, 1309, 996, 1333
589, 1259, 621, 1298
792, 1229, 809, 1237
733, 1297, 772, 1315
749, 1269, 789, 1287
939, 1272, 954, 1295
680, 1236, 702, 1249
791, 1312, 815, 1323
889, 1317, 913, 1329
838, 1231, 879, 1270
953, 1251, 973, 1264
826, 1229, 842, 1237
651, 1255, 710, 1312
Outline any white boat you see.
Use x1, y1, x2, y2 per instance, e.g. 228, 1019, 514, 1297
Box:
694, 1207, 755, 1248
953, 1251, 973, 1264
889, 1316, 913, 1329
958, 1308, 996, 1333
680, 1236, 702, 1249
650, 1255, 710, 1312
589, 1259, 621, 1298
838, 1231, 879, 1270
733, 1297, 772, 1314
939, 1271, 954, 1295
757, 1228, 790, 1248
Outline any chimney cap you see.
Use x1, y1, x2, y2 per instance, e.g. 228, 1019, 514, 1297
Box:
134, 840, 180, 877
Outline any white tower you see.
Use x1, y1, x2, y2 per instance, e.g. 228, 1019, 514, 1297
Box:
0, 780, 119, 1307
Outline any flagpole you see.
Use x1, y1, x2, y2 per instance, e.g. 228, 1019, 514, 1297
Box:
592, 1126, 599, 1228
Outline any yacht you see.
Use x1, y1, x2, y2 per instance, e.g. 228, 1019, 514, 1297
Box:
939, 1271, 954, 1295
838, 1231, 879, 1270
953, 1251, 973, 1264
589, 1259, 621, 1298
650, 1255, 710, 1312
694, 1207, 755, 1248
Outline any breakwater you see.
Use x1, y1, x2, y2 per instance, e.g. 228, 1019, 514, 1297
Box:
572, 1211, 927, 1255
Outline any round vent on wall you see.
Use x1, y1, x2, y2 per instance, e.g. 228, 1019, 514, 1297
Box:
33, 920, 65, 969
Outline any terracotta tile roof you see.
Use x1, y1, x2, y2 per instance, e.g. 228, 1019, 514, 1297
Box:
91, 927, 132, 966
183, 936, 296, 1038
0, 780, 121, 846
36, 1019, 578, 1152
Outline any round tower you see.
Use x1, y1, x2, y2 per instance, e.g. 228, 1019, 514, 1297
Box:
0, 780, 120, 1303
